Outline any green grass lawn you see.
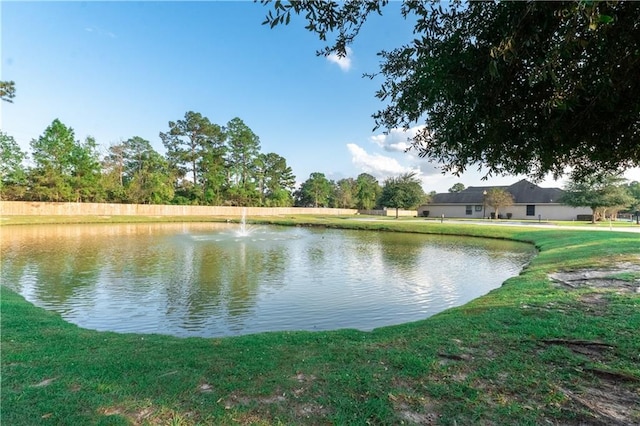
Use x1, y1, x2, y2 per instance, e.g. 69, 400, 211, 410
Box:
2, 216, 639, 425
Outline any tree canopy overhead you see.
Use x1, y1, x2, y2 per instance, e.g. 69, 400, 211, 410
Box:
263, 1, 640, 180
0, 81, 16, 103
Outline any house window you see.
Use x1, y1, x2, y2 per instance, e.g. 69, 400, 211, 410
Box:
526, 205, 535, 216
474, 205, 483, 212
465, 205, 472, 215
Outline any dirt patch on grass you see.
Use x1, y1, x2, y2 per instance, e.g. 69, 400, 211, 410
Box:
559, 379, 640, 426
540, 338, 614, 362
389, 393, 440, 425
549, 263, 640, 293
544, 263, 640, 424
224, 386, 332, 423
550, 262, 639, 315
579, 292, 610, 315
294, 402, 331, 419
538, 338, 640, 425
98, 405, 186, 425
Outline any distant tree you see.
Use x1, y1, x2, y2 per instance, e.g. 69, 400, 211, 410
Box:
199, 142, 228, 206
263, 1, 640, 179
0, 131, 27, 200
266, 188, 294, 207
334, 178, 357, 208
120, 137, 154, 180
327, 179, 339, 208
562, 173, 633, 223
70, 136, 103, 202
0, 81, 15, 103
626, 181, 640, 213
126, 149, 174, 204
160, 111, 225, 203
226, 118, 260, 184
225, 117, 261, 206
448, 183, 465, 193
416, 190, 435, 206
225, 182, 261, 207
254, 152, 295, 206
355, 173, 381, 210
29, 119, 77, 201
296, 172, 332, 207
253, 155, 268, 206
102, 142, 126, 202
378, 172, 427, 218
112, 136, 175, 204
485, 188, 514, 219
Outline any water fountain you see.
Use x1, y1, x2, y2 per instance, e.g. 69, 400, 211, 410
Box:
235, 208, 252, 237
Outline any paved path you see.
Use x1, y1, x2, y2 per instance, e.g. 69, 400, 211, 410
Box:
453, 220, 640, 233
354, 218, 640, 233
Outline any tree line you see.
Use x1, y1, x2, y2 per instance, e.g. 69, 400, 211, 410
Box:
0, 112, 428, 211
3, 111, 637, 219
562, 173, 640, 223
0, 113, 294, 206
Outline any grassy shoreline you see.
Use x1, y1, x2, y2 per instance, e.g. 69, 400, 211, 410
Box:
1, 213, 639, 228
2, 216, 639, 425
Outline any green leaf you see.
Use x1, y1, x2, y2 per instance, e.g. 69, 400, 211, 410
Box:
488, 60, 499, 78
598, 14, 614, 24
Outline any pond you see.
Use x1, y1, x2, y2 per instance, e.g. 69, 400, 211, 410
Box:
1, 222, 535, 338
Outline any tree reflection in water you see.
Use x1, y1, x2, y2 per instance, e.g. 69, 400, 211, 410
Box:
1, 223, 534, 337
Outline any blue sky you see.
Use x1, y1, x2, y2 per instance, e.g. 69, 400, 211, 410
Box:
2, 1, 638, 193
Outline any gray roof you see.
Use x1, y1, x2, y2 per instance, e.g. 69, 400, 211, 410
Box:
430, 179, 564, 204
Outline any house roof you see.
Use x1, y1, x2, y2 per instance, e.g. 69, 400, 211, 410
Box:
430, 179, 564, 204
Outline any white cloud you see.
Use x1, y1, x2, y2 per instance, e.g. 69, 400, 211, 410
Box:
351, 126, 640, 194
347, 126, 446, 192
347, 143, 421, 182
624, 167, 640, 183
84, 26, 116, 38
417, 161, 441, 176
347, 141, 567, 193
327, 47, 352, 72
368, 125, 444, 179
370, 125, 427, 153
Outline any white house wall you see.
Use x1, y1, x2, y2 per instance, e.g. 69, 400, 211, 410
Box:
417, 203, 592, 221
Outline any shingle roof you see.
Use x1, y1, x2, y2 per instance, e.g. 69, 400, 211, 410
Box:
430, 179, 564, 204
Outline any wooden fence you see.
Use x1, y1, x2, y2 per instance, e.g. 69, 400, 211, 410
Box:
0, 201, 358, 217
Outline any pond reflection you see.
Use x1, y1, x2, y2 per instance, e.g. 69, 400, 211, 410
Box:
1, 223, 535, 337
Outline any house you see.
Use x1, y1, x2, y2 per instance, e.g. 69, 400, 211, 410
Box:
417, 179, 592, 221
